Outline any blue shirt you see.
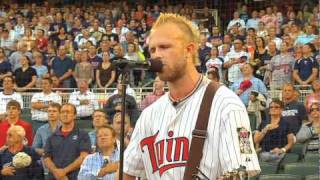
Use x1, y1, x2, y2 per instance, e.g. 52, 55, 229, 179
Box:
32, 65, 48, 78
231, 77, 268, 106
88, 130, 96, 148
294, 57, 319, 81
78, 150, 119, 180
51, 56, 74, 78
32, 123, 60, 149
295, 34, 317, 45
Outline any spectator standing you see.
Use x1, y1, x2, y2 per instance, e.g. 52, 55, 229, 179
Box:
31, 78, 62, 130
50, 45, 74, 88
0, 76, 23, 120
13, 55, 37, 92
8, 42, 33, 72
73, 51, 94, 85
0, 48, 12, 87
44, 103, 91, 180
227, 11, 246, 31
140, 77, 165, 110
96, 52, 116, 88
246, 10, 260, 30
0, 100, 33, 148
205, 46, 224, 82
69, 80, 99, 120
32, 51, 48, 87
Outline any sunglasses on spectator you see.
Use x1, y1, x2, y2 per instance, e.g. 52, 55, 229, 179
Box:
310, 107, 320, 112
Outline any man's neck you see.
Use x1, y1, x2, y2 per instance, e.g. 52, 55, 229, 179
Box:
283, 98, 294, 104
270, 116, 281, 123
48, 120, 59, 130
101, 146, 115, 156
3, 89, 14, 95
168, 68, 201, 101
61, 122, 75, 132
8, 118, 19, 125
243, 74, 253, 80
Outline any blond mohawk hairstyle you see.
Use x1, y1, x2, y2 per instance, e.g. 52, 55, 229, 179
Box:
151, 13, 201, 65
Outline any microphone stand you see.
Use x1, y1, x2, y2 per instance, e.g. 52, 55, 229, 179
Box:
117, 65, 129, 180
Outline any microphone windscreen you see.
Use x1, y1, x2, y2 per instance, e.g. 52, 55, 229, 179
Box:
149, 59, 163, 72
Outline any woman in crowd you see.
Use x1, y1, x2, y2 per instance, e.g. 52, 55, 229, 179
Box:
73, 51, 94, 85
305, 80, 320, 112
96, 51, 115, 88
14, 55, 37, 92
254, 99, 295, 164
20, 28, 35, 52
296, 102, 320, 152
32, 51, 49, 87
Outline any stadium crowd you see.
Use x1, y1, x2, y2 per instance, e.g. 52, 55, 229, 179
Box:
0, 0, 319, 179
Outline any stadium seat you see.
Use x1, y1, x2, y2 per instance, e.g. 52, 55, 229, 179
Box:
290, 143, 308, 159
284, 163, 318, 177
280, 153, 299, 164
304, 153, 319, 163
305, 174, 320, 180
259, 174, 303, 180
259, 162, 278, 175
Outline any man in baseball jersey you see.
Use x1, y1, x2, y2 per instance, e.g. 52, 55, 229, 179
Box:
123, 13, 260, 179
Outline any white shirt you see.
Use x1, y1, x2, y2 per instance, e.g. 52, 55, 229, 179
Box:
112, 86, 136, 99
227, 18, 246, 31
124, 78, 260, 179
224, 50, 250, 83
0, 92, 23, 114
31, 92, 62, 121
69, 91, 99, 118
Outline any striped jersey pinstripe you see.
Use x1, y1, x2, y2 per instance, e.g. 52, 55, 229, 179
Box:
124, 78, 260, 179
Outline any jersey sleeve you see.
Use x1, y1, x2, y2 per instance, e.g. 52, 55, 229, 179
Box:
219, 108, 260, 177
123, 116, 147, 178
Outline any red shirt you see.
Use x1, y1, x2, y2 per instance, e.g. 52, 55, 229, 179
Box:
0, 119, 33, 147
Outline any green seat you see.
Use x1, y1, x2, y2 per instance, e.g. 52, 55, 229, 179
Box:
259, 162, 278, 175
284, 163, 318, 177
304, 153, 319, 163
305, 174, 320, 180
281, 153, 299, 164
290, 143, 308, 159
259, 174, 303, 180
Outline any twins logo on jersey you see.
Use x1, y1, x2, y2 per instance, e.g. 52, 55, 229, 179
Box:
140, 130, 189, 176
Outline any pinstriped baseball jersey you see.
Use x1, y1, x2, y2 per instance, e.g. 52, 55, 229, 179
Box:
124, 78, 260, 179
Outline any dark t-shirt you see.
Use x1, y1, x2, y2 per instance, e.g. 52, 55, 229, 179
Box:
14, 67, 37, 87
97, 63, 115, 86
282, 101, 307, 134
294, 57, 319, 81
44, 126, 90, 180
258, 118, 293, 152
0, 60, 11, 86
51, 56, 74, 79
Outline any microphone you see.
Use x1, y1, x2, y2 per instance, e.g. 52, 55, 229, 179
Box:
112, 58, 163, 72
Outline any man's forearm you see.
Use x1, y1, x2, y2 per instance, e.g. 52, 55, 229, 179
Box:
64, 152, 88, 174
44, 157, 57, 173
59, 71, 73, 81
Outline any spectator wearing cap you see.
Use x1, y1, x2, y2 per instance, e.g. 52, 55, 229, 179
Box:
31, 77, 62, 130
296, 102, 320, 152
8, 42, 33, 72
69, 79, 99, 120
140, 77, 165, 110
254, 99, 295, 165
44, 103, 90, 180
0, 76, 23, 120
281, 83, 307, 134
78, 125, 119, 180
231, 63, 267, 107
305, 80, 320, 112
223, 39, 250, 86
0, 125, 44, 180
0, 100, 33, 148
50, 45, 74, 88
268, 42, 294, 90
293, 43, 319, 86
13, 55, 37, 92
